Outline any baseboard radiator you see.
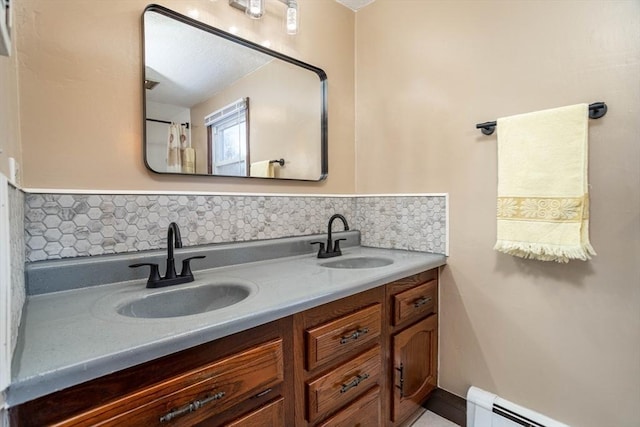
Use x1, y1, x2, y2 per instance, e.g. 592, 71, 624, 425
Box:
467, 386, 570, 427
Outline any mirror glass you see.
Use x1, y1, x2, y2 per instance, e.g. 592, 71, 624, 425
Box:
143, 5, 327, 181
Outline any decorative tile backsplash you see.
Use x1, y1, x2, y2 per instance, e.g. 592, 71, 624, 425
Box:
23, 193, 447, 262
356, 196, 446, 253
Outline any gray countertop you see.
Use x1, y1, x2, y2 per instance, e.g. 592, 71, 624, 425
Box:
9, 244, 446, 407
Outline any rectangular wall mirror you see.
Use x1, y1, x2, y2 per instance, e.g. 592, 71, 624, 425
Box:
142, 5, 328, 181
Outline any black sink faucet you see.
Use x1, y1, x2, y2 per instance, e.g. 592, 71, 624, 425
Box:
312, 214, 350, 258
129, 222, 205, 288
165, 222, 182, 280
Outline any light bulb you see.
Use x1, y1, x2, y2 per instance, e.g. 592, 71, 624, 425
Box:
246, 0, 264, 19
286, 1, 298, 35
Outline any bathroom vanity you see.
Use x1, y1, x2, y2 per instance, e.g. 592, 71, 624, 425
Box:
8, 238, 445, 426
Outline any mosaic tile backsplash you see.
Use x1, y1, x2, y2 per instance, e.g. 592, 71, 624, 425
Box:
23, 193, 447, 262
356, 196, 446, 253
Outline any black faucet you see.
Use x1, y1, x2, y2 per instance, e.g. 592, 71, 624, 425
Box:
129, 222, 205, 288
312, 214, 350, 258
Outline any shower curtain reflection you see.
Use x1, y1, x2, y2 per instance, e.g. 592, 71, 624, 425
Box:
166, 123, 182, 173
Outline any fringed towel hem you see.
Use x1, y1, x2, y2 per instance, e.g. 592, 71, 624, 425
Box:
494, 240, 596, 263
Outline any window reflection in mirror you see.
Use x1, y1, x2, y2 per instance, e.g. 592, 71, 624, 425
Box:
142, 5, 328, 181
206, 98, 249, 176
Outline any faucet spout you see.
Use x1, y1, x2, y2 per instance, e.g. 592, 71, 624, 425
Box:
166, 222, 183, 279
310, 214, 350, 258
327, 214, 349, 249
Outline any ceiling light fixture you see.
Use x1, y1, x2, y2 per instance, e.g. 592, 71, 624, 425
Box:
285, 0, 298, 35
229, 0, 299, 35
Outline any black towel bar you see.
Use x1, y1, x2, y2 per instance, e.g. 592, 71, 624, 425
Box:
269, 158, 285, 166
475, 102, 607, 135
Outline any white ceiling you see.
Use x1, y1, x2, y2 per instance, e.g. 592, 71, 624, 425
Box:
335, 0, 376, 11
144, 11, 272, 108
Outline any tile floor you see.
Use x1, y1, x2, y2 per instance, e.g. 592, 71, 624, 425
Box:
412, 410, 461, 427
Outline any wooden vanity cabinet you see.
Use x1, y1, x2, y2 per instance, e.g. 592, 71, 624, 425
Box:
10, 267, 440, 427
9, 318, 294, 427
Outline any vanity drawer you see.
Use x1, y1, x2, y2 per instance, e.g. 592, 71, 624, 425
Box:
393, 279, 437, 326
306, 303, 381, 370
225, 397, 285, 427
306, 346, 381, 423
55, 339, 283, 426
317, 386, 381, 427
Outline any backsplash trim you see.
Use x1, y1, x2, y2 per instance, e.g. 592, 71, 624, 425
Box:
23, 188, 447, 197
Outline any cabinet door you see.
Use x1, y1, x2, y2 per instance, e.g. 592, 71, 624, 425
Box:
391, 315, 437, 423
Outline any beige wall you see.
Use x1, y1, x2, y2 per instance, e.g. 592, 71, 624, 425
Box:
0, 22, 21, 181
356, 1, 639, 426
16, 0, 354, 193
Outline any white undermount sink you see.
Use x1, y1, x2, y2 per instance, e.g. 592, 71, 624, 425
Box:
320, 256, 394, 269
116, 282, 253, 319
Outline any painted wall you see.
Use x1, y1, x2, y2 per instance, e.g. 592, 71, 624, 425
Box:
355, 1, 639, 426
0, 19, 21, 182
15, 0, 354, 193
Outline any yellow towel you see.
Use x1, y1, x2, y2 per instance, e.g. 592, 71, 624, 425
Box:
250, 160, 275, 178
494, 103, 596, 262
181, 147, 196, 174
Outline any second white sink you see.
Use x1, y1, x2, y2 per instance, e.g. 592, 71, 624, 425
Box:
320, 256, 394, 269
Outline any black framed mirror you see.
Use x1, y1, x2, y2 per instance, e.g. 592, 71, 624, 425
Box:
142, 4, 328, 181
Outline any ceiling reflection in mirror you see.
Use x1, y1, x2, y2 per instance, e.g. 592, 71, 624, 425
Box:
143, 5, 327, 181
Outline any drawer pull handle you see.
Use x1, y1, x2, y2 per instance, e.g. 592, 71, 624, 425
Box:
340, 373, 370, 394
340, 327, 369, 344
254, 388, 273, 398
413, 296, 433, 308
159, 391, 226, 423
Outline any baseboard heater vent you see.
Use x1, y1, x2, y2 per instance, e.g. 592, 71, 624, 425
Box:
467, 386, 570, 427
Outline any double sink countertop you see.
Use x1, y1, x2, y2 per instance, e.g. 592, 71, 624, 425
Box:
10, 231, 446, 407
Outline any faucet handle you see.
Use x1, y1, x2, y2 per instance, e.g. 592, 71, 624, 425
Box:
310, 241, 326, 257
333, 238, 347, 254
180, 256, 206, 278
129, 263, 161, 286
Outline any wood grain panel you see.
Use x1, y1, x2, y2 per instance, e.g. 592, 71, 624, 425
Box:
306, 304, 381, 370
393, 280, 437, 326
306, 347, 381, 423
316, 386, 381, 427
52, 340, 283, 426
225, 397, 285, 427
391, 315, 438, 424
